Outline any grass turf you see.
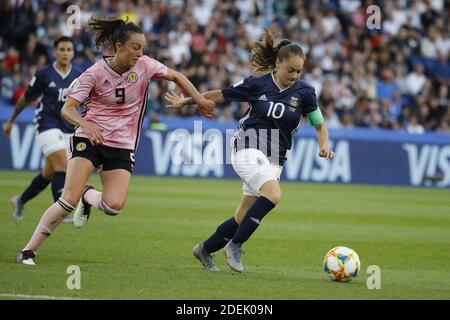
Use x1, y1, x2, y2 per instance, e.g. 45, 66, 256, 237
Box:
0, 170, 449, 300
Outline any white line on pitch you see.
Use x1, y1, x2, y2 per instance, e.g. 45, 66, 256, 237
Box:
0, 293, 91, 300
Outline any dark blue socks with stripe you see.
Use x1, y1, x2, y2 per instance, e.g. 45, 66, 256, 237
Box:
51, 172, 66, 202
231, 196, 275, 245
19, 173, 50, 204
202, 196, 276, 253
203, 217, 239, 253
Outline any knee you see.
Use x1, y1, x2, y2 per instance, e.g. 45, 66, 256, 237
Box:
42, 172, 53, 181
233, 210, 244, 224
58, 195, 78, 209
266, 189, 281, 205
52, 162, 67, 172
102, 199, 125, 215
259, 183, 281, 205
61, 187, 82, 207
42, 167, 53, 180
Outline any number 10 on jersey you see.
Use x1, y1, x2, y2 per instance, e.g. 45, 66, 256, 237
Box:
267, 102, 285, 119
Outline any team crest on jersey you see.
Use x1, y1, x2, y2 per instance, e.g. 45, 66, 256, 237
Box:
76, 142, 87, 151
68, 79, 80, 92
289, 96, 299, 107
127, 71, 138, 83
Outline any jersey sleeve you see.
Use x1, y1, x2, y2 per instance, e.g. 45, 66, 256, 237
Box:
145, 56, 168, 80
24, 69, 46, 101
300, 87, 320, 115
65, 67, 96, 103
222, 76, 258, 102
301, 87, 324, 125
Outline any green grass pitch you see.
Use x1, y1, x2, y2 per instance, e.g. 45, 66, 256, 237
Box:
0, 170, 449, 300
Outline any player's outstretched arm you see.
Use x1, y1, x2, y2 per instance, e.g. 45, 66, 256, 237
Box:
165, 90, 225, 109
61, 97, 105, 146
2, 95, 30, 138
162, 69, 216, 118
315, 123, 335, 159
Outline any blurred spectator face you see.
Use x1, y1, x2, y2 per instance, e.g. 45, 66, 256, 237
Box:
414, 64, 424, 74
380, 99, 390, 111
398, 27, 407, 39
439, 84, 448, 97
54, 41, 74, 66
275, 54, 304, 88
341, 112, 353, 127
382, 68, 394, 82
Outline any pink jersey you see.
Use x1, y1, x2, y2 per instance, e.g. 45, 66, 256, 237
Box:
66, 55, 168, 150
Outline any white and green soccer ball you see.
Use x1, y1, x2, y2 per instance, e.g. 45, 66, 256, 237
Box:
323, 246, 361, 282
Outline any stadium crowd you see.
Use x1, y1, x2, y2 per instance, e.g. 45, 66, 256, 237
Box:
0, 0, 449, 134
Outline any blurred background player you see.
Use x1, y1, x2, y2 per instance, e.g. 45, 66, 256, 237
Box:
15, 15, 215, 265
2, 36, 82, 223
166, 28, 335, 272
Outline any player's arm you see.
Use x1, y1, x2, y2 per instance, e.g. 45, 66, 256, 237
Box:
165, 90, 225, 108
307, 108, 335, 159
61, 97, 105, 145
162, 69, 215, 118
164, 75, 256, 110
3, 70, 46, 138
2, 95, 31, 138
302, 87, 335, 159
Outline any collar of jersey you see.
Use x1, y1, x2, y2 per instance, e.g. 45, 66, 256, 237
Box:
102, 56, 132, 77
270, 71, 296, 92
52, 62, 72, 79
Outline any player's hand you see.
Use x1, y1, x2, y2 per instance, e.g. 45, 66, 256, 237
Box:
80, 120, 105, 146
195, 97, 215, 119
319, 148, 335, 159
164, 92, 186, 109
2, 120, 13, 138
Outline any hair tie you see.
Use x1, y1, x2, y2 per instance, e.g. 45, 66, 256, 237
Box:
276, 39, 291, 51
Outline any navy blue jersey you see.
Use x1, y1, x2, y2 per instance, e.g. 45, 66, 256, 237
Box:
223, 72, 319, 166
25, 63, 83, 133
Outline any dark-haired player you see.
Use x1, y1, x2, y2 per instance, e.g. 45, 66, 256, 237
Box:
15, 15, 214, 265
3, 36, 83, 223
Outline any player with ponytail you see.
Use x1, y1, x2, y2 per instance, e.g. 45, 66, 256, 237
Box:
16, 15, 215, 265
166, 28, 334, 273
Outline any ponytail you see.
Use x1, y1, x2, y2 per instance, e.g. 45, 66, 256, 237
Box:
250, 28, 305, 74
88, 14, 143, 51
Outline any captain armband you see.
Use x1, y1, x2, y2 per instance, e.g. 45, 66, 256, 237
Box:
307, 108, 324, 126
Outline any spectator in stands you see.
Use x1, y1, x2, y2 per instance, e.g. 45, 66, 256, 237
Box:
407, 115, 426, 134
0, 0, 448, 134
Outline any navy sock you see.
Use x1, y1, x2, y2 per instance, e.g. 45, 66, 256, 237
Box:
203, 217, 239, 253
19, 173, 51, 204
51, 172, 66, 202
232, 196, 275, 245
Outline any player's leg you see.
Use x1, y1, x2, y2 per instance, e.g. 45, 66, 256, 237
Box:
193, 195, 257, 271
232, 180, 280, 243
202, 195, 256, 253
13, 129, 70, 221
224, 180, 280, 272
10, 158, 53, 221
46, 149, 67, 201
224, 149, 282, 272
75, 145, 133, 227
46, 148, 73, 223
74, 168, 131, 228
17, 157, 94, 265
98, 168, 131, 214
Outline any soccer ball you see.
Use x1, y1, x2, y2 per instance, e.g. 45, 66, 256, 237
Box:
323, 246, 361, 282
